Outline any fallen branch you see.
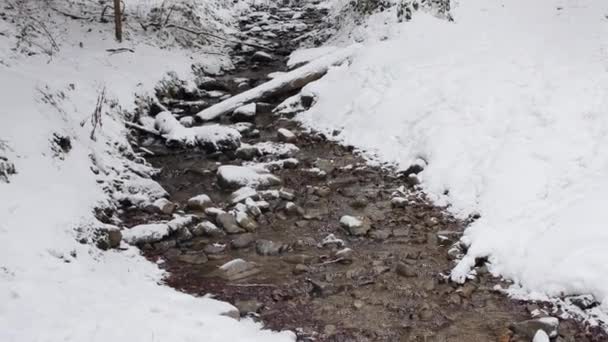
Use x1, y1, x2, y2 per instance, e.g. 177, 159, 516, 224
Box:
196, 44, 360, 121
49, 6, 90, 20
124, 121, 162, 137
106, 47, 134, 54
147, 22, 271, 51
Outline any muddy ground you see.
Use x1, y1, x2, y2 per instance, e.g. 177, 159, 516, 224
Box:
121, 1, 607, 341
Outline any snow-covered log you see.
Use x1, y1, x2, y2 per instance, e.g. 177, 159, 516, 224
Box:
196, 44, 360, 121
154, 111, 241, 151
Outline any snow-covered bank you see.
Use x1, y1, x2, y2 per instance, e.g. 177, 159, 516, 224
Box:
0, 1, 293, 341
296, 0, 608, 326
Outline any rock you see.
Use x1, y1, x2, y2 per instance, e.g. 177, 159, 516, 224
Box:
219, 258, 259, 280
232, 103, 257, 122
204, 207, 225, 218
191, 221, 224, 237
196, 76, 229, 91
407, 174, 420, 186
395, 262, 417, 277
153, 198, 176, 215
235, 145, 261, 161
284, 201, 303, 216
509, 317, 559, 339
314, 186, 331, 197
256, 239, 283, 256
293, 264, 311, 275
353, 300, 364, 310
369, 229, 391, 240
164, 248, 182, 260
320, 234, 344, 248
229, 187, 258, 204
234, 299, 263, 315
231, 233, 255, 249
324, 324, 336, 336
179, 116, 194, 127
350, 197, 368, 209
277, 128, 296, 142
216, 212, 245, 234
235, 211, 258, 231
392, 228, 409, 237
107, 229, 122, 248
252, 51, 275, 63
177, 251, 208, 265
203, 243, 226, 255
279, 189, 296, 200
153, 239, 176, 252
245, 197, 262, 217
175, 227, 194, 242
220, 307, 240, 320
391, 197, 408, 208
282, 158, 299, 169
335, 248, 354, 264
187, 194, 213, 210
339, 215, 371, 236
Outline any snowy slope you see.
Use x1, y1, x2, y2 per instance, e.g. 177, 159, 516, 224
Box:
297, 0, 608, 324
0, 1, 293, 341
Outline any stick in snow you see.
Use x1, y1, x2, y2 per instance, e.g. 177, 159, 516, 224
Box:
195, 44, 360, 122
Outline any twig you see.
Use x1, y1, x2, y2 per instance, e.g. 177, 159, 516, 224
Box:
124, 121, 162, 137
227, 283, 278, 287
88, 87, 106, 140
49, 6, 90, 20
106, 47, 135, 54
316, 257, 346, 266
163, 5, 176, 27
152, 95, 169, 112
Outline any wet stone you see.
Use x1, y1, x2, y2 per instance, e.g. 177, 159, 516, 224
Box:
176, 251, 208, 265
235, 145, 261, 160
219, 258, 259, 281
510, 317, 559, 339
217, 213, 245, 234
231, 233, 256, 249
369, 229, 392, 240
395, 262, 417, 278
203, 243, 226, 255
255, 239, 283, 256
293, 264, 311, 275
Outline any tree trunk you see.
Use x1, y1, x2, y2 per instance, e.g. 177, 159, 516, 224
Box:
113, 0, 122, 42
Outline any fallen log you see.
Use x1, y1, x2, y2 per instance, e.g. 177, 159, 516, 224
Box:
195, 44, 360, 121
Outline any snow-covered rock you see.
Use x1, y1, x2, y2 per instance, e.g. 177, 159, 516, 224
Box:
252, 51, 275, 63
123, 223, 171, 244
187, 194, 213, 210
232, 103, 257, 122
277, 128, 296, 142
217, 165, 281, 189
339, 215, 370, 236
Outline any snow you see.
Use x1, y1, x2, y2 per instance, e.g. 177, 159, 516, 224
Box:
287, 46, 338, 68
0, 0, 295, 341
297, 0, 608, 326
233, 103, 257, 117
533, 330, 550, 342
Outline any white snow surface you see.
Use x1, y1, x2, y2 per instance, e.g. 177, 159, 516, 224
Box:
0, 1, 294, 341
298, 0, 608, 323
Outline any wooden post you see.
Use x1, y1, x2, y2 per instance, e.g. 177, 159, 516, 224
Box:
113, 0, 122, 42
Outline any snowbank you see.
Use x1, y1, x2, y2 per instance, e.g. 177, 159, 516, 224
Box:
297, 0, 608, 324
0, 1, 293, 341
